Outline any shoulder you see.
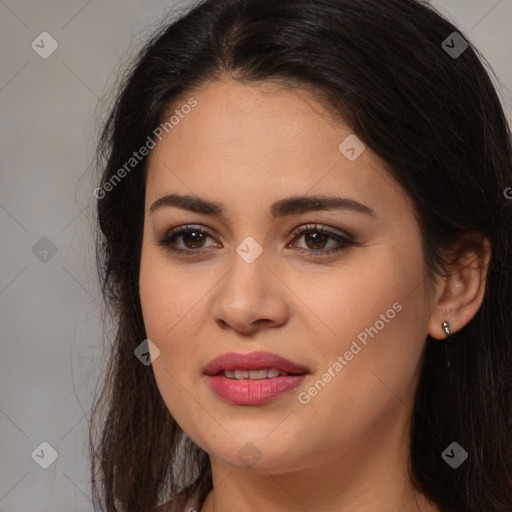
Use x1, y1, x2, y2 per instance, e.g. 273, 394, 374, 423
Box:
155, 485, 202, 512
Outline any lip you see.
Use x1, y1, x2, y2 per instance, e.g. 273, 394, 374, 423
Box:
203, 351, 310, 406
203, 351, 310, 376
206, 374, 307, 405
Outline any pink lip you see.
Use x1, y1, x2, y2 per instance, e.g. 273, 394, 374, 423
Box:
206, 374, 307, 405
203, 351, 309, 406
203, 351, 310, 376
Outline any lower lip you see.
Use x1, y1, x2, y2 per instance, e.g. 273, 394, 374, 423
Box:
206, 374, 307, 405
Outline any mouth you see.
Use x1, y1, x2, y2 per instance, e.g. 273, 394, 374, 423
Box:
203, 351, 310, 379
215, 368, 305, 380
203, 351, 310, 404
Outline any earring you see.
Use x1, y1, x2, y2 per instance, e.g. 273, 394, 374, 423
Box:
442, 320, 452, 342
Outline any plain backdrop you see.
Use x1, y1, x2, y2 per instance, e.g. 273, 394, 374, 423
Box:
1, 0, 511, 510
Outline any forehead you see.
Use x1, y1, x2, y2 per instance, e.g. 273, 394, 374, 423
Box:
159, 78, 348, 158
145, 79, 411, 221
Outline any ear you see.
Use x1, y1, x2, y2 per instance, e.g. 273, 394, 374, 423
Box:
427, 235, 492, 340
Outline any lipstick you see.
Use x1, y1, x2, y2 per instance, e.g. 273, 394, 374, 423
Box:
203, 351, 309, 405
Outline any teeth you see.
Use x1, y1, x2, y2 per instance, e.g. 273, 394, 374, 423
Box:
224, 368, 286, 380
234, 370, 249, 379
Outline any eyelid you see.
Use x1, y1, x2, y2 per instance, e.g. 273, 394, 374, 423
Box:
157, 222, 356, 256
160, 222, 352, 243
162, 223, 219, 241
289, 223, 354, 242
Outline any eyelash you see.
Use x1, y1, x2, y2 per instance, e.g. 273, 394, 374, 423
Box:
157, 223, 355, 258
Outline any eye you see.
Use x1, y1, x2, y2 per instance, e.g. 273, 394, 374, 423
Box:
287, 223, 355, 257
157, 224, 220, 255
157, 223, 356, 257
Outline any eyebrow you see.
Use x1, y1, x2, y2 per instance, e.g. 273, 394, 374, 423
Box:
149, 193, 376, 218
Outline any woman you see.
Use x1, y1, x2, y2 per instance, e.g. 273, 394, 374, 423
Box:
89, 1, 512, 511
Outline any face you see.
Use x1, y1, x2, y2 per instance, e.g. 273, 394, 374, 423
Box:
139, 78, 435, 473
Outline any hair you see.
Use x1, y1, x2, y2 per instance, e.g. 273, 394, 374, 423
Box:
89, 0, 512, 511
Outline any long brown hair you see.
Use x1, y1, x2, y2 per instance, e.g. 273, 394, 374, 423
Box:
90, 1, 512, 510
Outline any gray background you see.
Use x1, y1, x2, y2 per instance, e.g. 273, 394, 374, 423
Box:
1, 1, 511, 510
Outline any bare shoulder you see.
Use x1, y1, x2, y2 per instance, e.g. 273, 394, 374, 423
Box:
154, 485, 201, 512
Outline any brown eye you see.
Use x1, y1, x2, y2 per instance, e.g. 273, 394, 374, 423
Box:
157, 223, 355, 258
180, 229, 207, 249
158, 225, 220, 255
288, 223, 355, 257
303, 231, 330, 250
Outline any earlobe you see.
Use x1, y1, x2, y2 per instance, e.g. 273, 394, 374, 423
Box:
427, 236, 491, 341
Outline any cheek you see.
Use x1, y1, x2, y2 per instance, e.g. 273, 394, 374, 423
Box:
296, 243, 430, 433
139, 244, 182, 367
293, 237, 428, 361
139, 241, 216, 385
140, 241, 200, 339
139, 245, 204, 429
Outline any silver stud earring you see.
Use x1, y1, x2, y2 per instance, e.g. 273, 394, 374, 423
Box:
442, 320, 452, 342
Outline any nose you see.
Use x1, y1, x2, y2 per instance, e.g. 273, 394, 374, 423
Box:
212, 249, 289, 335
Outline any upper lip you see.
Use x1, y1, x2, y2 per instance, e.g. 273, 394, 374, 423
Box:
203, 351, 310, 376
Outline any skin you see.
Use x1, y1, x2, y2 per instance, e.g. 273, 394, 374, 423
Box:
139, 78, 491, 512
